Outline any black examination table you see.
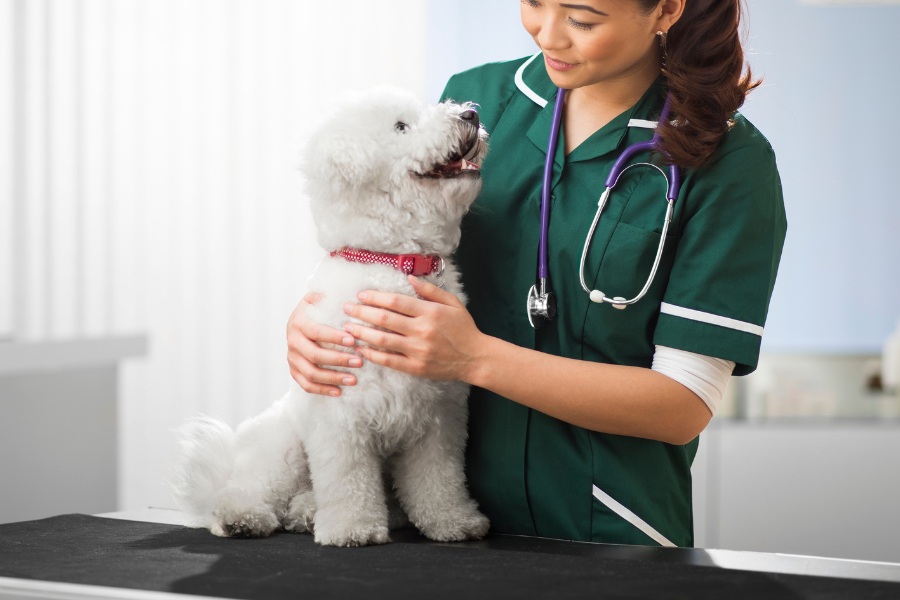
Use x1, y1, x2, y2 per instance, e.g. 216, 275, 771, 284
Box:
1, 512, 899, 599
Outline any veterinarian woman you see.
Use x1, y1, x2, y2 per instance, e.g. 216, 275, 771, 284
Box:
287, 0, 786, 548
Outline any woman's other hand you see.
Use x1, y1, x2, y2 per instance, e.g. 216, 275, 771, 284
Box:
286, 292, 362, 397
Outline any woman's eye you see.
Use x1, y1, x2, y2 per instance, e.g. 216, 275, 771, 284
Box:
568, 18, 594, 31
394, 121, 409, 133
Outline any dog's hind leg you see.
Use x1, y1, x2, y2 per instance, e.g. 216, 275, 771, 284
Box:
211, 398, 304, 538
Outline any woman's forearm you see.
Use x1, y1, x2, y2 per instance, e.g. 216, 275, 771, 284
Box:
465, 334, 712, 446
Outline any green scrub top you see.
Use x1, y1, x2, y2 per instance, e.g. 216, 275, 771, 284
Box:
441, 54, 787, 547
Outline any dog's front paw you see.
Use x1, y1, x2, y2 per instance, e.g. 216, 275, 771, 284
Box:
313, 522, 390, 547
417, 508, 490, 543
211, 509, 280, 538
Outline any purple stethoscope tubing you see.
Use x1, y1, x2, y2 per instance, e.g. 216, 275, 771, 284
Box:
529, 87, 681, 324
605, 94, 680, 202
538, 87, 567, 281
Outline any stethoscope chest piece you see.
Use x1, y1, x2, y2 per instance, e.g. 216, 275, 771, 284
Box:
527, 283, 556, 328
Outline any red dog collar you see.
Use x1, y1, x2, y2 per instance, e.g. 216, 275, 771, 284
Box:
330, 247, 445, 277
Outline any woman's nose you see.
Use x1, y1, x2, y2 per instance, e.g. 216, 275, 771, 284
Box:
535, 18, 567, 51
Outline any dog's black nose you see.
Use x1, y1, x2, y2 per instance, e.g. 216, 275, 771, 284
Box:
459, 109, 479, 128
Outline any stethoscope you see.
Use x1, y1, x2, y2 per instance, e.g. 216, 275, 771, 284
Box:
526, 88, 682, 328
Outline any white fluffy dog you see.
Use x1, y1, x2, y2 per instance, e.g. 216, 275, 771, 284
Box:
170, 86, 490, 547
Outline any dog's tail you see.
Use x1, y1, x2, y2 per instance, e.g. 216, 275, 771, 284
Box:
169, 415, 236, 527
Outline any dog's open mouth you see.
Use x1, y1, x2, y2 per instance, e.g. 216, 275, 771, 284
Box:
419, 158, 481, 179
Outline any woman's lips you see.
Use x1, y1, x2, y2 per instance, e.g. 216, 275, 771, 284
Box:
545, 55, 577, 71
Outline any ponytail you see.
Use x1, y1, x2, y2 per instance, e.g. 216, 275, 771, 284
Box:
642, 0, 760, 169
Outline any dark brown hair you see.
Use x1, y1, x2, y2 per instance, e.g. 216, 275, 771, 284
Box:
638, 0, 760, 169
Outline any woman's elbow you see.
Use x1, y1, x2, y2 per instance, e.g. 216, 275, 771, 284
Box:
663, 400, 713, 446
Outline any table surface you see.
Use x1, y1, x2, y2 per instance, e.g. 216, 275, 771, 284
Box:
1, 509, 899, 600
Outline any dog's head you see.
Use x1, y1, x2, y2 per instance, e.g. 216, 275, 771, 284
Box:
300, 86, 488, 256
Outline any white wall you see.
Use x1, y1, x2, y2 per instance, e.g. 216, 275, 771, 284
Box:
424, 1, 535, 101
0, 0, 13, 340
740, 0, 900, 353
2, 0, 429, 512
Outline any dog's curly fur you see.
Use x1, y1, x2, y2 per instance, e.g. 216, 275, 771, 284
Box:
170, 86, 490, 547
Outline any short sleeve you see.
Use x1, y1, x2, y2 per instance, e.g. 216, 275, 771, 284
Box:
653, 121, 787, 376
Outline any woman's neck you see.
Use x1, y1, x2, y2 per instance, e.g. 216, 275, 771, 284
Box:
562, 70, 659, 155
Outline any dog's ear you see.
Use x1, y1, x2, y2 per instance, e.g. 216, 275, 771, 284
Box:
314, 135, 380, 188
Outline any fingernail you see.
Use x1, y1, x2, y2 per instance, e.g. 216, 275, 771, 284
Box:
341, 336, 355, 346
343, 302, 355, 315
357, 292, 368, 301
342, 377, 355, 386
329, 389, 340, 397
348, 357, 362, 368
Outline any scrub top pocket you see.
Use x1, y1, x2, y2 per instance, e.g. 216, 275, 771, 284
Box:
592, 220, 663, 296
580, 220, 677, 366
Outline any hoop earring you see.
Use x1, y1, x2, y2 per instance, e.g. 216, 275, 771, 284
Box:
657, 30, 668, 74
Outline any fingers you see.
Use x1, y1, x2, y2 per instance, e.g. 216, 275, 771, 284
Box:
353, 344, 412, 374
288, 364, 342, 397
288, 362, 353, 398
343, 321, 410, 357
287, 327, 362, 370
353, 277, 463, 312
341, 280, 457, 355
288, 293, 353, 347
318, 325, 356, 351
343, 301, 414, 338
286, 295, 362, 397
353, 289, 422, 319
407, 275, 464, 306
286, 295, 357, 357
286, 331, 361, 397
344, 278, 461, 336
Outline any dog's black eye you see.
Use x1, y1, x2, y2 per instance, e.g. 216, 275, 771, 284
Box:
394, 121, 409, 133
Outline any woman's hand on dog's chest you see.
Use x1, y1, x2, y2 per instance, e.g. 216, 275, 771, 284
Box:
343, 275, 486, 383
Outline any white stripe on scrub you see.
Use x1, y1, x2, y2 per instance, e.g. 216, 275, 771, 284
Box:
592, 485, 677, 547
660, 302, 765, 337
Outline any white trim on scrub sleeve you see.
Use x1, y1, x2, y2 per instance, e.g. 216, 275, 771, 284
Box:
659, 302, 764, 337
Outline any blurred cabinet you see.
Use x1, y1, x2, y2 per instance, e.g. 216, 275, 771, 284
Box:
0, 336, 146, 524
693, 420, 900, 563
